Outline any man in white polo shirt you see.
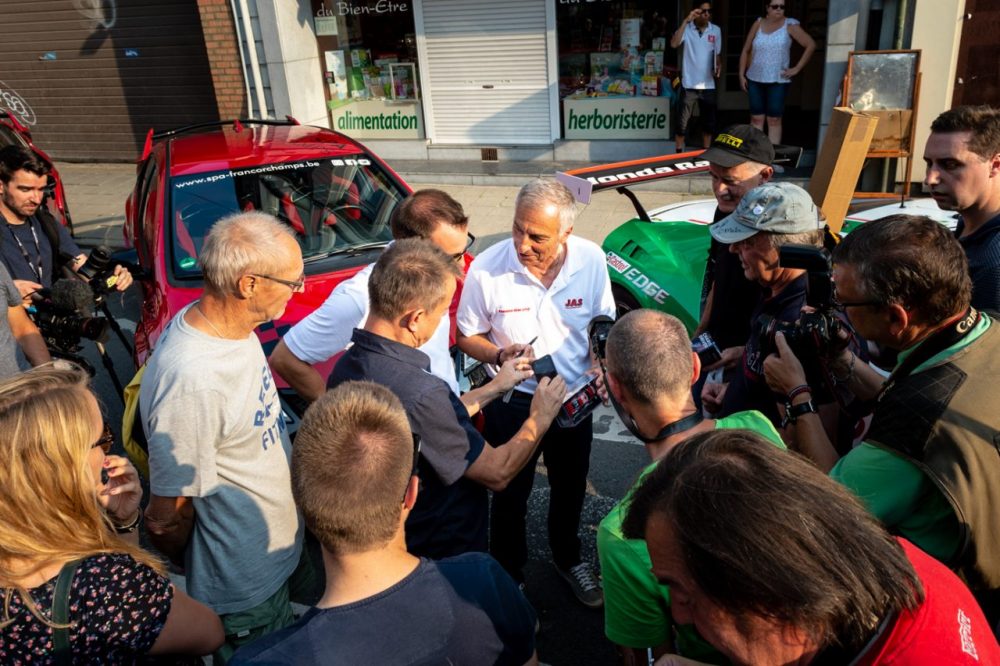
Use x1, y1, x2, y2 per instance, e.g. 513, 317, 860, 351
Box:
270, 189, 472, 400
457, 178, 615, 609
670, 2, 722, 152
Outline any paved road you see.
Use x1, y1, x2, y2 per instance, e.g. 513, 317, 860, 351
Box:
59, 162, 690, 665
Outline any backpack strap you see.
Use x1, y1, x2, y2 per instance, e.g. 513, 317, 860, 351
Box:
51, 558, 83, 665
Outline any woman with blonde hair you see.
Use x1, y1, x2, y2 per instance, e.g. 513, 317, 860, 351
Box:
0, 363, 223, 663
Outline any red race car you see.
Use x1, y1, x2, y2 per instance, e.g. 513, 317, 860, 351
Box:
124, 118, 412, 375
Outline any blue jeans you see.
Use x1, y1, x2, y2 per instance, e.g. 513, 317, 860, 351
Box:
747, 79, 789, 118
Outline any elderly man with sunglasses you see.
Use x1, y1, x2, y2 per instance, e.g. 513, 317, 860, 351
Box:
270, 188, 474, 402
140, 211, 310, 664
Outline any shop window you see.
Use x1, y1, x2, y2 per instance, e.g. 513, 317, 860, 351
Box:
311, 1, 424, 139
557, 1, 679, 140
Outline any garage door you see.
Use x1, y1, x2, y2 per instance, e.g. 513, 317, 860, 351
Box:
419, 0, 552, 144
0, 1, 219, 161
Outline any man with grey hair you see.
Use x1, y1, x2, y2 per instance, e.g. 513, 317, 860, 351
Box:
141, 211, 308, 663
700, 182, 825, 427
597, 309, 783, 663
457, 178, 616, 608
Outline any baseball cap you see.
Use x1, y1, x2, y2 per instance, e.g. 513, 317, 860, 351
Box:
710, 183, 820, 244
701, 125, 774, 167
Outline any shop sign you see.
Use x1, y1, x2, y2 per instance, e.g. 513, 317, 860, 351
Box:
563, 96, 671, 139
329, 99, 424, 139
330, 0, 410, 16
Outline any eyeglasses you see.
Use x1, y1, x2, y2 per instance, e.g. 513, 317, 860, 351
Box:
450, 233, 476, 262
768, 4, 785, 9
403, 433, 422, 501
834, 299, 882, 311
252, 273, 306, 292
698, 7, 712, 13
92, 422, 114, 455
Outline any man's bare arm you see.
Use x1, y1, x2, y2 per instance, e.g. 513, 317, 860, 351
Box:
269, 340, 326, 402
145, 494, 196, 566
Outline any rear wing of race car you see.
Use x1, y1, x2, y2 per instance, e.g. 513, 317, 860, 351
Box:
556, 145, 803, 221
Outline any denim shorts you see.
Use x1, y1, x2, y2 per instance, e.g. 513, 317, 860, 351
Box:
747, 79, 790, 118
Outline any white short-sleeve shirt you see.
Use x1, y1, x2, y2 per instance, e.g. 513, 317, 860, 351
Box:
680, 22, 722, 90
282, 261, 459, 393
457, 235, 616, 394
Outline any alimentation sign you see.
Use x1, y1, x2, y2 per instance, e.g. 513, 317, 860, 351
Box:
563, 96, 671, 139
329, 99, 424, 139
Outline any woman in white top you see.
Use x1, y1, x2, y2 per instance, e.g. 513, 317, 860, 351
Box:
738, 1, 816, 145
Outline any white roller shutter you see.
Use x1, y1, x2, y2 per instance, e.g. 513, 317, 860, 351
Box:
418, 0, 552, 144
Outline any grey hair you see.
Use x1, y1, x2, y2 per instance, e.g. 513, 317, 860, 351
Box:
768, 228, 825, 249
606, 310, 693, 404
199, 211, 295, 295
515, 178, 578, 233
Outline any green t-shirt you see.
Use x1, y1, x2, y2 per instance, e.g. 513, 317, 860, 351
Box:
597, 411, 785, 661
830, 315, 992, 563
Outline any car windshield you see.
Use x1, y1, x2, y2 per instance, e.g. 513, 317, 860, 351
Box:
169, 157, 403, 278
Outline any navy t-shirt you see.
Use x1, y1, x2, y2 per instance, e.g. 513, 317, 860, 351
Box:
328, 329, 488, 559
231, 553, 537, 666
719, 273, 808, 424
702, 208, 767, 350
955, 213, 1000, 312
0, 215, 81, 289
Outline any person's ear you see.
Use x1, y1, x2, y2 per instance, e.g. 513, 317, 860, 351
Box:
988, 152, 1000, 178
236, 274, 256, 299
885, 302, 911, 338
403, 475, 419, 510
690, 351, 702, 385
759, 165, 775, 183
401, 307, 426, 334
606, 370, 629, 408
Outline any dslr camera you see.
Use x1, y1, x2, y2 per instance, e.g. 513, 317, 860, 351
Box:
753, 244, 846, 363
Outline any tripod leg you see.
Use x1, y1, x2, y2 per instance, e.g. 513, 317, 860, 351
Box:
99, 302, 135, 360
94, 341, 126, 405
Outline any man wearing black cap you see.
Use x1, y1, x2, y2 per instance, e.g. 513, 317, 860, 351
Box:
692, 125, 774, 369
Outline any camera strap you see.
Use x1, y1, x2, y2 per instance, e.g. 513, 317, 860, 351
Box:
2, 214, 44, 283
875, 307, 979, 405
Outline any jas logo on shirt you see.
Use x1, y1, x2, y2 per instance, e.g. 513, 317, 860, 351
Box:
565, 298, 584, 309
708, 35, 716, 43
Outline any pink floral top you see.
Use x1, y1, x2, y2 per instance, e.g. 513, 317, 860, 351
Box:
746, 18, 800, 84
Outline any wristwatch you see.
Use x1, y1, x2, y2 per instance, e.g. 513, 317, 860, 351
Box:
781, 397, 818, 428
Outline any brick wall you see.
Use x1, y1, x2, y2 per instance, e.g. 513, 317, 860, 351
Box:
197, 0, 248, 119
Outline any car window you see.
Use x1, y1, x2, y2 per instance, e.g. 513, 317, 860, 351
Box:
0, 125, 27, 149
169, 157, 402, 278
138, 160, 160, 266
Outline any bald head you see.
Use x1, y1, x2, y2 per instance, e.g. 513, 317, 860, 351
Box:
606, 310, 693, 405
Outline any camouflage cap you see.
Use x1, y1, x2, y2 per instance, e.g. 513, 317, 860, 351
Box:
710, 182, 820, 244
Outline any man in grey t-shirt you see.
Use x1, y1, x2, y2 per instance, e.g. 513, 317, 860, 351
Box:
0, 261, 49, 376
142, 212, 307, 663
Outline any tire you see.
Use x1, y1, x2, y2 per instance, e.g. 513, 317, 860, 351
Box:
612, 284, 642, 319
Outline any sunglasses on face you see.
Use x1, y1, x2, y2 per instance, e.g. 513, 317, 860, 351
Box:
252, 273, 306, 292
92, 422, 114, 455
769, 4, 785, 9
450, 233, 476, 262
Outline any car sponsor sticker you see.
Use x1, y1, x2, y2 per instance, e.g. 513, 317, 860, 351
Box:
606, 251, 631, 273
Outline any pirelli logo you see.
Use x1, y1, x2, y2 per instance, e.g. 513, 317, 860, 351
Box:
607, 252, 631, 273
715, 134, 744, 148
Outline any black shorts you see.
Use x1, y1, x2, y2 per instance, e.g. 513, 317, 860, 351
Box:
678, 87, 718, 136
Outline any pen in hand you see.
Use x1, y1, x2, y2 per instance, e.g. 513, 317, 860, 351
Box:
502, 336, 538, 403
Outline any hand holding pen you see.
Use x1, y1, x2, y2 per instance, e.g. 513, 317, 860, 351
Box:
500, 336, 538, 403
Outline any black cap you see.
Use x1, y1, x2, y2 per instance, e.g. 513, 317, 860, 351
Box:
701, 124, 774, 167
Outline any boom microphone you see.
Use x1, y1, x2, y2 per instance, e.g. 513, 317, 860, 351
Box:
51, 278, 97, 317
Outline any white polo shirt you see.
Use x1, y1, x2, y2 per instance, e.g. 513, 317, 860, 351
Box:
680, 21, 721, 90
457, 235, 615, 394
282, 261, 459, 394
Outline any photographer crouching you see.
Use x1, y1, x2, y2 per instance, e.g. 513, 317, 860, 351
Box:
701, 183, 856, 438
763, 214, 1000, 628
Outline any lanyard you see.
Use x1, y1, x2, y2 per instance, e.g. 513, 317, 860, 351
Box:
4, 217, 44, 283
876, 307, 979, 404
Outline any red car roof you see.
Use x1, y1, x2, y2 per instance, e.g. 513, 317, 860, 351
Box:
164, 123, 370, 177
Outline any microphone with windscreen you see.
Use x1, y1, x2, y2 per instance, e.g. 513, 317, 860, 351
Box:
52, 278, 98, 317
